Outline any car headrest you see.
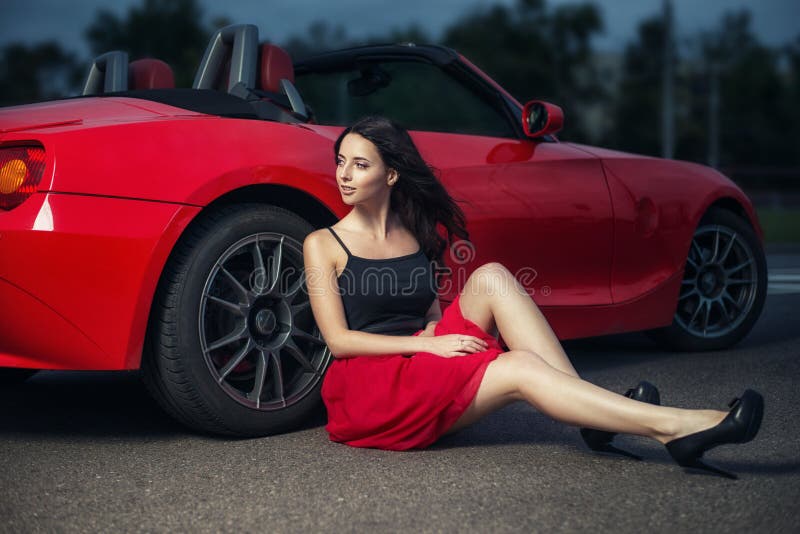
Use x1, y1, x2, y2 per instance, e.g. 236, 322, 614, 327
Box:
128, 59, 175, 90
259, 44, 294, 93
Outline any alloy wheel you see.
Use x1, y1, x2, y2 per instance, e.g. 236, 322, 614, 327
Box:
675, 225, 760, 339
198, 232, 329, 410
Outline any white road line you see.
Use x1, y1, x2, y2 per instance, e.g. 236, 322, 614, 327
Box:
768, 286, 800, 295
767, 270, 800, 295
769, 274, 800, 282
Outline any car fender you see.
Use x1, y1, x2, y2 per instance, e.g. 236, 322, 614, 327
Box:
570, 144, 762, 304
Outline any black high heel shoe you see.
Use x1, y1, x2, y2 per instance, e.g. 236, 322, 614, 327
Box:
580, 381, 661, 460
665, 389, 764, 480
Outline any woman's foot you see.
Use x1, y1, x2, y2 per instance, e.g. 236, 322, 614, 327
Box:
663, 389, 765, 479
580, 381, 661, 460
654, 409, 728, 445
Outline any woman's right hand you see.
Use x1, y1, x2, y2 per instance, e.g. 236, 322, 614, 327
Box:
424, 334, 490, 358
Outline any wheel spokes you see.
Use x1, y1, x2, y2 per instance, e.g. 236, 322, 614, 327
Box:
725, 257, 753, 276
719, 232, 737, 264
285, 271, 306, 303
291, 300, 311, 315
269, 351, 286, 407
218, 338, 255, 382
688, 298, 704, 328
716, 296, 731, 325
248, 350, 268, 408
207, 294, 246, 317
220, 266, 252, 305
291, 324, 325, 346
710, 229, 721, 262
721, 290, 741, 312
679, 287, 698, 300
264, 236, 284, 296
700, 299, 712, 333
200, 231, 330, 412
676, 224, 760, 339
206, 322, 248, 353
691, 239, 703, 263
251, 236, 266, 294
284, 338, 318, 374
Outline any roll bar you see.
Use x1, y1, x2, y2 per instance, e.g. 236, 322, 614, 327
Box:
82, 51, 129, 95
193, 24, 258, 92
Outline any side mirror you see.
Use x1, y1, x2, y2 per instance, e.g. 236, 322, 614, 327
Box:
522, 100, 564, 138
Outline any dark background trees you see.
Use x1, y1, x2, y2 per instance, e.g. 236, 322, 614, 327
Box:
85, 0, 214, 88
0, 41, 80, 107
1, 0, 798, 192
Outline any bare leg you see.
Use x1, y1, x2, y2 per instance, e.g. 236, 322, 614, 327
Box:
444, 350, 726, 441
457, 262, 578, 377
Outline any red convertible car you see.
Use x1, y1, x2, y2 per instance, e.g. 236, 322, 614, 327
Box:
0, 25, 767, 436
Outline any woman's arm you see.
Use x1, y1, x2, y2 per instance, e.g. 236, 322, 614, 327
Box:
303, 230, 434, 359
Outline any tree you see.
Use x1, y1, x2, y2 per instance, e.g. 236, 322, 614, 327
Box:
0, 41, 80, 107
85, 0, 212, 87
442, 0, 604, 142
612, 16, 672, 157
283, 21, 353, 61
690, 10, 796, 183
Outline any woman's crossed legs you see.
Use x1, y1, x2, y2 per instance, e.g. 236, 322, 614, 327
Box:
442, 262, 726, 442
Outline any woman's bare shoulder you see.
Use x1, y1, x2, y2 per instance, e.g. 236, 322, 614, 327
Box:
303, 227, 333, 254
303, 228, 344, 269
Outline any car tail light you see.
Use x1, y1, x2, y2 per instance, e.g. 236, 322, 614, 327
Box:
0, 146, 46, 211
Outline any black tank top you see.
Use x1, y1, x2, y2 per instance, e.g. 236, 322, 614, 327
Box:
327, 226, 437, 336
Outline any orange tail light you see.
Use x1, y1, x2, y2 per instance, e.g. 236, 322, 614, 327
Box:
0, 146, 46, 210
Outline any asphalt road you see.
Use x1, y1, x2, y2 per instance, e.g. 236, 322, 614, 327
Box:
2, 251, 799, 533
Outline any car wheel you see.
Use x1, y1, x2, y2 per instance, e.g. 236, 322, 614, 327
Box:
142, 204, 331, 436
0, 368, 38, 385
645, 207, 767, 351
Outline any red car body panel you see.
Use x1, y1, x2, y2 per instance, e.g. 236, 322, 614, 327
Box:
571, 143, 763, 303
0, 86, 764, 370
0, 190, 199, 369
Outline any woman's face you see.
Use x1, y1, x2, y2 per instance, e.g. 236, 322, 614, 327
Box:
336, 133, 396, 204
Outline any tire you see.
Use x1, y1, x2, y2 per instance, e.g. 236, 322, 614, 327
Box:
0, 368, 38, 386
645, 206, 767, 351
141, 203, 331, 436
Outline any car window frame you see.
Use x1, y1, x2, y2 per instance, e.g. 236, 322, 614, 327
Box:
296, 55, 521, 139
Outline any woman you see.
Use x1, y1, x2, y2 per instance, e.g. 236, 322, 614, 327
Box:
302, 115, 763, 478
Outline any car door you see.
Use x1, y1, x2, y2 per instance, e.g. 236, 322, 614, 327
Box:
295, 58, 613, 307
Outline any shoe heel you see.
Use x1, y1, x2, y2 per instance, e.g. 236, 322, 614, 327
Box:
679, 458, 738, 480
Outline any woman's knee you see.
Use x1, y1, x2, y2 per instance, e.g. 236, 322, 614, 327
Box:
467, 262, 513, 298
492, 349, 551, 396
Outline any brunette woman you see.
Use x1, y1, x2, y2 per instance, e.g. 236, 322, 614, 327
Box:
302, 115, 762, 478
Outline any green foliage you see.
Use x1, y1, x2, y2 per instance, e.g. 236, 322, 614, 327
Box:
0, 41, 81, 107
755, 208, 800, 243
442, 0, 604, 142
0, 0, 798, 181
84, 0, 213, 87
611, 8, 800, 185
613, 16, 668, 156
283, 21, 353, 61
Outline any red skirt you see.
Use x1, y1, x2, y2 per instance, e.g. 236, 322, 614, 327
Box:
321, 293, 505, 451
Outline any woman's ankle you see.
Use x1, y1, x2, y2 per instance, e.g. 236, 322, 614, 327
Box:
656, 409, 728, 444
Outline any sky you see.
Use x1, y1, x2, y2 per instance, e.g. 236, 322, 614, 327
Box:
1, 0, 797, 59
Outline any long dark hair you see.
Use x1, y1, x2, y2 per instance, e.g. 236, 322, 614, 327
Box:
333, 115, 470, 269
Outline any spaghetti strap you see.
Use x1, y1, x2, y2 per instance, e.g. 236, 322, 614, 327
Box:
326, 227, 352, 257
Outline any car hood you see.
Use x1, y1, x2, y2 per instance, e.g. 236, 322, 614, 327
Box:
563, 142, 654, 161
0, 97, 204, 134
